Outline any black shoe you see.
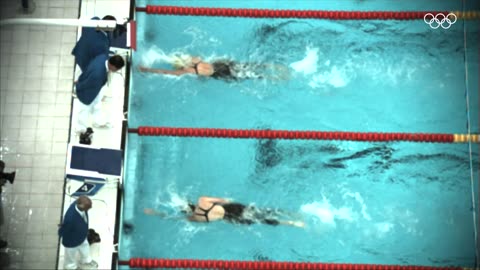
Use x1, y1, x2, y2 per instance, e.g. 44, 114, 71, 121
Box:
1, 172, 15, 185
0, 240, 7, 249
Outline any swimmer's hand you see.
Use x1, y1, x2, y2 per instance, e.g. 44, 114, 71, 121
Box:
144, 208, 167, 217
143, 208, 156, 215
138, 66, 164, 74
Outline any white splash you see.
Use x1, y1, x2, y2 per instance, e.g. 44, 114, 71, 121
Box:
182, 26, 221, 50
362, 221, 395, 239
140, 45, 173, 67
309, 66, 349, 89
290, 46, 319, 75
290, 46, 352, 89
375, 222, 394, 235
343, 192, 371, 221
139, 45, 194, 69
154, 183, 191, 212
300, 196, 355, 228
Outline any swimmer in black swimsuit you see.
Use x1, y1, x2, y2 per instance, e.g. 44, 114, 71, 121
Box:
145, 196, 304, 227
138, 56, 289, 81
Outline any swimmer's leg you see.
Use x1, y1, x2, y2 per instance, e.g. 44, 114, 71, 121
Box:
266, 64, 290, 81
277, 65, 291, 80
256, 208, 303, 220
236, 218, 255, 225
279, 220, 305, 228
260, 218, 305, 228
258, 63, 291, 81
252, 208, 305, 228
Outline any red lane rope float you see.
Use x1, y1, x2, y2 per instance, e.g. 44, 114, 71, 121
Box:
135, 5, 450, 20
118, 258, 469, 269
128, 127, 480, 143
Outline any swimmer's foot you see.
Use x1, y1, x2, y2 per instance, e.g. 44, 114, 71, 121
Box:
291, 221, 305, 228
283, 220, 305, 228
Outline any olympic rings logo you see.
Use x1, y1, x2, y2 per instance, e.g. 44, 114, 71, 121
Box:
424, 13, 457, 29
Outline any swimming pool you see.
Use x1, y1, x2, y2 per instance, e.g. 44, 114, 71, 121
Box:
120, 0, 479, 268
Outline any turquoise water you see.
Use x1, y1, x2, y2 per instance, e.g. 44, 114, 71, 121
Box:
121, 0, 479, 267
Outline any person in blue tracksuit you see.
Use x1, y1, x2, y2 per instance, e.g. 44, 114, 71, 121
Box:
75, 54, 124, 106
71, 16, 115, 72
58, 196, 98, 269
71, 15, 125, 132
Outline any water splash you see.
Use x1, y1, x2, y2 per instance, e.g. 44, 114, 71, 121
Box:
146, 183, 207, 249
139, 45, 192, 69
309, 65, 350, 89
376, 222, 395, 235
153, 182, 191, 212
342, 191, 371, 221
289, 46, 318, 75
289, 46, 352, 90
182, 26, 222, 51
300, 196, 355, 228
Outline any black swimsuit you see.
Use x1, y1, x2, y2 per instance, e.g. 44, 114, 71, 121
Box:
195, 203, 280, 226
192, 62, 200, 75
191, 61, 236, 80
194, 202, 219, 222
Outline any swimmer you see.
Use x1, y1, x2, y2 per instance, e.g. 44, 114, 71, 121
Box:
144, 196, 305, 228
138, 56, 290, 81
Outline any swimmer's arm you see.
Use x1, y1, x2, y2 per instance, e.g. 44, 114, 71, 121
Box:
138, 66, 193, 76
199, 196, 231, 204
143, 208, 166, 217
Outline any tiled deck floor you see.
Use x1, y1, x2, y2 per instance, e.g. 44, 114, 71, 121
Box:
0, 1, 79, 269
0, 0, 129, 269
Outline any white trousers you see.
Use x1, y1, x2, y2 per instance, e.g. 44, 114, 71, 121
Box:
64, 239, 93, 269
76, 85, 108, 131
74, 64, 111, 132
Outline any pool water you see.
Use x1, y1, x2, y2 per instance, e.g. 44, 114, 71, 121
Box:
121, 0, 479, 267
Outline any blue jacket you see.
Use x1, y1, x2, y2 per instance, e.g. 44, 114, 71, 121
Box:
75, 54, 108, 105
72, 17, 110, 71
58, 201, 89, 248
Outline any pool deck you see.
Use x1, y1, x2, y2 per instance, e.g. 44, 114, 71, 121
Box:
0, 0, 131, 269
